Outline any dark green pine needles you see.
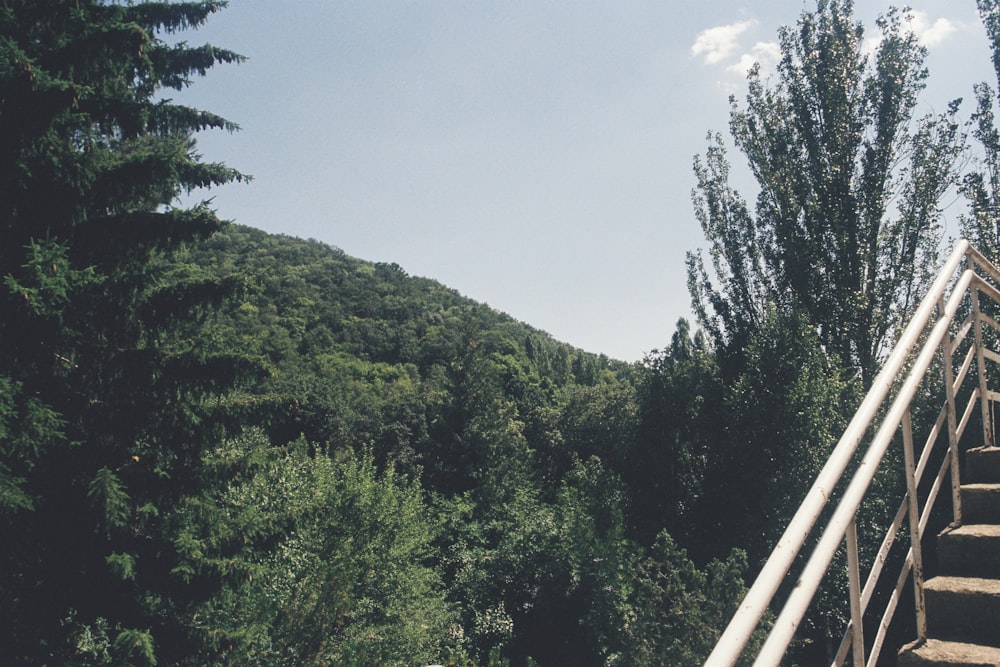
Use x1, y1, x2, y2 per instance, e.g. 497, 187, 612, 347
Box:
0, 2, 250, 664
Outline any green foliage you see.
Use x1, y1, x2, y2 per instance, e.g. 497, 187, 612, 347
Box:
618, 532, 761, 666
707, 309, 855, 563
115, 224, 661, 666
174, 429, 457, 666
552, 382, 638, 484
682, 2, 970, 655
87, 467, 131, 536
0, 2, 249, 663
0, 374, 65, 510
112, 629, 157, 667
3, 239, 103, 318
627, 319, 722, 553
58, 613, 159, 667
105, 552, 138, 582
5, 1, 942, 664
964, 0, 1000, 260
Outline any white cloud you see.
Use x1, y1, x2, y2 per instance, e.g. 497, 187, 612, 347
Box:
862, 10, 966, 59
906, 11, 957, 48
727, 41, 781, 75
692, 20, 756, 65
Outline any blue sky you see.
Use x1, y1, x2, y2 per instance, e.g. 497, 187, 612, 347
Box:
174, 1, 993, 362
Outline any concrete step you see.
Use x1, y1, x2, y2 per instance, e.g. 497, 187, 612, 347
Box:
938, 524, 1000, 578
966, 446, 1000, 484
925, 576, 1000, 647
898, 638, 1000, 666
960, 484, 1000, 524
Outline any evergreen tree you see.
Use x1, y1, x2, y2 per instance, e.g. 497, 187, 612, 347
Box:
688, 0, 964, 384
0, 2, 247, 662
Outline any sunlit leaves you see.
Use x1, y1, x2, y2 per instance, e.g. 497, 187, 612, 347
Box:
619, 532, 758, 666
105, 552, 137, 581
112, 628, 157, 666
174, 430, 456, 665
3, 240, 102, 319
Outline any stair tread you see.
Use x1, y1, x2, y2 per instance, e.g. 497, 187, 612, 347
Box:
899, 638, 1000, 665
926, 576, 1000, 594
945, 524, 1000, 538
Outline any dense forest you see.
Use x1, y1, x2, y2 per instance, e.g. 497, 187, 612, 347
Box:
5, 0, 1000, 665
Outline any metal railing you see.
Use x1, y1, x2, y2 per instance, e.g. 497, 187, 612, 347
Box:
704, 240, 1000, 666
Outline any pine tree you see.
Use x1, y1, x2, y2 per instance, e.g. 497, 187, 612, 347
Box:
0, 2, 249, 662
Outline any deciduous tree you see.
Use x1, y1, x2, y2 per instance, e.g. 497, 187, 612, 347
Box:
964, 0, 1000, 258
688, 0, 964, 384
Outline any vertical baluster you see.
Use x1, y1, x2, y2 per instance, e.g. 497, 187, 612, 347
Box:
969, 261, 994, 449
940, 295, 962, 525
845, 519, 864, 667
902, 409, 927, 641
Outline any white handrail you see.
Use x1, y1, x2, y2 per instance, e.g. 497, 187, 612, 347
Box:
704, 240, 1000, 666
753, 275, 968, 664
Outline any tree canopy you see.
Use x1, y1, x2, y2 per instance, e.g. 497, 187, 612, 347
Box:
688, 0, 965, 384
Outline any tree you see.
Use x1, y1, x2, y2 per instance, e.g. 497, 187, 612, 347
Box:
682, 4, 958, 655
618, 532, 760, 666
172, 430, 457, 666
442, 456, 634, 667
697, 309, 854, 566
688, 0, 965, 384
0, 2, 247, 662
626, 318, 723, 553
964, 0, 1000, 259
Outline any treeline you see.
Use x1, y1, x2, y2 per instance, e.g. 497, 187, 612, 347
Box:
6, 1, 1000, 665
142, 223, 756, 666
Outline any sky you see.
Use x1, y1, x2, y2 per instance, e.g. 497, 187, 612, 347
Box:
172, 0, 995, 362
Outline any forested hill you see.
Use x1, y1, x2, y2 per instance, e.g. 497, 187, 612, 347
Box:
137, 222, 753, 666
188, 223, 627, 384
175, 223, 630, 460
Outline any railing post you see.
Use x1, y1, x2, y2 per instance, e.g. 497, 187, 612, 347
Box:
969, 255, 995, 449
845, 519, 864, 667
940, 295, 963, 525
902, 409, 927, 641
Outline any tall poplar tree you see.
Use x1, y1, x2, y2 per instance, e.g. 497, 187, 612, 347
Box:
0, 2, 248, 662
688, 0, 964, 384
964, 0, 1000, 257
683, 3, 966, 656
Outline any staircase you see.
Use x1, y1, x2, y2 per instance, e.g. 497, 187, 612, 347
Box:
701, 241, 1000, 666
898, 446, 1000, 666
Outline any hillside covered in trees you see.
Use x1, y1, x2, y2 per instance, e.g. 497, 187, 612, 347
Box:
6, 0, 1000, 665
